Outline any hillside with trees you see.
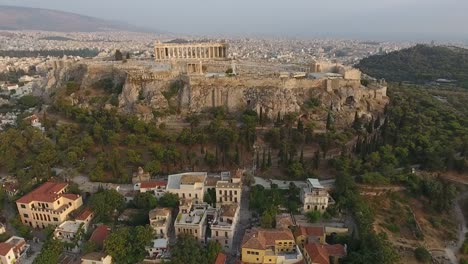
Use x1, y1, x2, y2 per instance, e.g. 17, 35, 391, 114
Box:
356, 45, 468, 88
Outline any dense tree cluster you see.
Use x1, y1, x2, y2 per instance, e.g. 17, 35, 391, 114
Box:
169, 235, 221, 264
357, 44, 468, 88
104, 225, 154, 264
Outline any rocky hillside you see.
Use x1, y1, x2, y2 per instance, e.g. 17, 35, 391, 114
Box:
44, 61, 388, 130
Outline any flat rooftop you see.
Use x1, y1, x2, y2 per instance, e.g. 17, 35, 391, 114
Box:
167, 172, 207, 190
307, 178, 324, 189
176, 204, 208, 226
55, 220, 82, 234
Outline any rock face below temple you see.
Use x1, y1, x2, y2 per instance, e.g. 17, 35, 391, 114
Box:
44, 61, 388, 129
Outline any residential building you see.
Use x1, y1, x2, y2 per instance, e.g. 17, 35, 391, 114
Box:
81, 252, 112, 264
134, 181, 167, 198
145, 238, 168, 259
215, 179, 241, 207
75, 207, 94, 227
300, 179, 330, 213
166, 172, 207, 203
149, 208, 172, 238
294, 226, 326, 247
174, 203, 209, 242
0, 236, 29, 264
54, 220, 87, 252
89, 225, 111, 248
303, 243, 346, 264
210, 204, 239, 251
241, 228, 303, 264
276, 214, 294, 229
16, 181, 83, 228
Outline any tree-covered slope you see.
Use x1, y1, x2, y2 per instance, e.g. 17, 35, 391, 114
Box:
356, 44, 468, 87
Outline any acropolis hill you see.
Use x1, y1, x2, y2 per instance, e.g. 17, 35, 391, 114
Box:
44, 41, 388, 129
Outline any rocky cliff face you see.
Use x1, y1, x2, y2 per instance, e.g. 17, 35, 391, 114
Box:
44, 61, 388, 127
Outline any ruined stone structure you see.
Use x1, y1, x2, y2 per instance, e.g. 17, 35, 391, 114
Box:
154, 41, 228, 61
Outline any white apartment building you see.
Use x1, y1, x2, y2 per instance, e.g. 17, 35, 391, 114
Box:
174, 203, 209, 242
149, 208, 172, 239
210, 204, 239, 251
300, 178, 330, 213
166, 172, 207, 203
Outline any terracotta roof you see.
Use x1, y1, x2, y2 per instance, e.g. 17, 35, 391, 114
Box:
214, 252, 227, 264
220, 204, 238, 218
242, 228, 295, 250
76, 207, 93, 221
304, 243, 329, 264
276, 214, 294, 229
296, 226, 325, 238
89, 225, 111, 247
140, 181, 167, 189
16, 181, 68, 203
82, 251, 109, 261
61, 193, 80, 201
0, 242, 13, 256
324, 244, 346, 257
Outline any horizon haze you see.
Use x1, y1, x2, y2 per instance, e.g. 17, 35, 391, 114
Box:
0, 0, 467, 41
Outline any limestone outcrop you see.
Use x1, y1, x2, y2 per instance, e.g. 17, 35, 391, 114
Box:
43, 60, 388, 127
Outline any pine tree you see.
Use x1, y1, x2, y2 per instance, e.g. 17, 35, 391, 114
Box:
126, 53, 131, 60
275, 112, 281, 127
374, 115, 381, 129
366, 118, 374, 134
352, 111, 361, 131
235, 145, 240, 165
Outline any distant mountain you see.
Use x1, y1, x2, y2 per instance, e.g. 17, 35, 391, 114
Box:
0, 5, 157, 32
356, 44, 468, 88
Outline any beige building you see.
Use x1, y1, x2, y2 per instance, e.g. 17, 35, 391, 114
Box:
154, 41, 228, 61
215, 179, 241, 207
300, 179, 330, 213
174, 203, 209, 242
149, 208, 172, 239
0, 236, 29, 264
241, 228, 303, 264
81, 252, 112, 264
211, 204, 239, 251
16, 182, 83, 229
166, 172, 207, 203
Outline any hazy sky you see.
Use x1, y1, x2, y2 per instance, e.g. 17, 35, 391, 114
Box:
1, 0, 467, 40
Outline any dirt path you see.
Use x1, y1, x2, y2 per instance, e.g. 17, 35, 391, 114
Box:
445, 191, 468, 264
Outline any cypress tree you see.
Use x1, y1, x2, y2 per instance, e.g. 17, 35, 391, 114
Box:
262, 149, 266, 169
300, 148, 304, 164
267, 149, 272, 167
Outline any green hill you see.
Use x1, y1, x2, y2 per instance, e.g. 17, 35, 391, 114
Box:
356, 44, 468, 88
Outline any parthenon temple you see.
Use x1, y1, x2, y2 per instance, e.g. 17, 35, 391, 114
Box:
154, 41, 228, 61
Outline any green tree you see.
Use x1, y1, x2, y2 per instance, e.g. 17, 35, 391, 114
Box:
260, 211, 274, 228
104, 226, 153, 264
33, 237, 63, 264
90, 189, 125, 222
133, 192, 157, 210
170, 235, 209, 264
115, 49, 123, 61
158, 192, 180, 208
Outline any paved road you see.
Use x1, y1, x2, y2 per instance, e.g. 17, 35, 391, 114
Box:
228, 186, 251, 264
445, 191, 468, 264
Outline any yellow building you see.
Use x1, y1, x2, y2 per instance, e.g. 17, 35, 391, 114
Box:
215, 179, 241, 207
16, 182, 83, 229
294, 226, 326, 247
241, 228, 303, 264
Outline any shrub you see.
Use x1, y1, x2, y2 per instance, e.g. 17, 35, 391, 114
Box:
414, 247, 431, 263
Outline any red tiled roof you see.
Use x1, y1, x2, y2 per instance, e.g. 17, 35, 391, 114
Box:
16, 182, 68, 204
61, 193, 80, 201
214, 252, 227, 264
76, 208, 93, 221
0, 242, 13, 256
324, 244, 346, 257
140, 181, 167, 189
242, 228, 295, 250
90, 225, 111, 247
298, 226, 325, 237
304, 243, 329, 264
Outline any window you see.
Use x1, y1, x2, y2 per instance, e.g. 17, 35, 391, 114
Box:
225, 240, 228, 245
225, 232, 228, 238
234, 191, 237, 195
53, 217, 58, 222
23, 213, 29, 218
20, 204, 26, 208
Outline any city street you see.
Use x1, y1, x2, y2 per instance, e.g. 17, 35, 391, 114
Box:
228, 186, 251, 264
